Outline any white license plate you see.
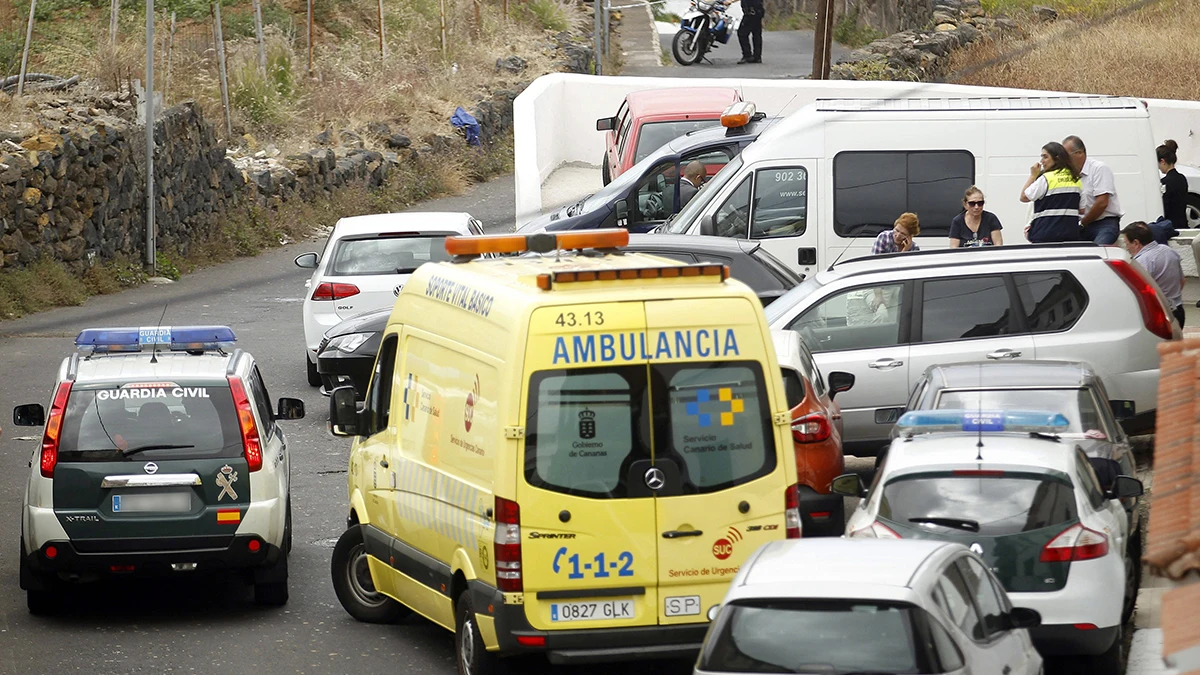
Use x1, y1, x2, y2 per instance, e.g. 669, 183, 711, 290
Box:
550, 599, 635, 622
112, 492, 191, 513
665, 595, 701, 617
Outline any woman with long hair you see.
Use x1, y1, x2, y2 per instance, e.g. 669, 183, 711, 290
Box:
949, 186, 1003, 247
1020, 142, 1082, 243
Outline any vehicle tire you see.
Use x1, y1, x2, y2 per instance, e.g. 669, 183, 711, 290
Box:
306, 355, 321, 387
1085, 625, 1123, 675
330, 525, 409, 623
255, 580, 289, 606
21, 540, 61, 616
672, 30, 703, 66
284, 499, 293, 554
601, 156, 611, 186
1122, 530, 1143, 624
1186, 193, 1200, 230
456, 589, 506, 675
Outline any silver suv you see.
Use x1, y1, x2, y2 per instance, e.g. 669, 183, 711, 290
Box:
764, 243, 1179, 456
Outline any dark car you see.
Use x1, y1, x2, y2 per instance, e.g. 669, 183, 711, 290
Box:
518, 113, 775, 235
317, 233, 802, 399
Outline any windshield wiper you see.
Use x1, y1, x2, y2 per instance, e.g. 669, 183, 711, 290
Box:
909, 517, 980, 533
122, 444, 195, 457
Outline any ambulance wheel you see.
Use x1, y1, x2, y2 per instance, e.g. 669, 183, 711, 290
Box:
306, 355, 321, 387
456, 590, 505, 675
331, 525, 408, 623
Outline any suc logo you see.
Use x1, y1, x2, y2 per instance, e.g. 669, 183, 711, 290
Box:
712, 526, 743, 561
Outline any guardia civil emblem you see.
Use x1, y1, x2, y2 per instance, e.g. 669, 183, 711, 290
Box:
216, 465, 239, 501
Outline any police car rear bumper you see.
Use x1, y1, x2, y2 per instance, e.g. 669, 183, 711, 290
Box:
1029, 624, 1120, 656
22, 535, 282, 580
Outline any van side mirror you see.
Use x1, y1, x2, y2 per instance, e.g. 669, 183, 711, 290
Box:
828, 372, 855, 400
1109, 400, 1135, 421
1006, 607, 1041, 630
329, 386, 363, 437
276, 397, 306, 420
596, 116, 617, 131
831, 473, 865, 498
13, 404, 45, 427
614, 200, 628, 227
294, 252, 319, 269
1111, 474, 1144, 500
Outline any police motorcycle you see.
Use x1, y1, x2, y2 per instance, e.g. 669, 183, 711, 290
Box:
672, 0, 736, 65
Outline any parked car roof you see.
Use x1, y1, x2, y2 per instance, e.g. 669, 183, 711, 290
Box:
736, 539, 957, 593
624, 87, 741, 116
332, 212, 475, 237
922, 361, 1096, 390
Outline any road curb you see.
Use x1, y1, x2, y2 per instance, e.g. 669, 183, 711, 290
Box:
1128, 629, 1179, 675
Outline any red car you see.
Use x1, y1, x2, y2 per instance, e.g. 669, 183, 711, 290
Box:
595, 87, 742, 185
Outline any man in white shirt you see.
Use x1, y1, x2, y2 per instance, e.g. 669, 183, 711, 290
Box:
1064, 135, 1123, 245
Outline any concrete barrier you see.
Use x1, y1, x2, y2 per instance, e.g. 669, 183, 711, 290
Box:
512, 73, 1200, 226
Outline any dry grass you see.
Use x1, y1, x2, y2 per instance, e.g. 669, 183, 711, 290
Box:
982, 0, 1144, 18
950, 0, 1200, 101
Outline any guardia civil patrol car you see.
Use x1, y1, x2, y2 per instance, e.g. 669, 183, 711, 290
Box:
834, 410, 1144, 675
326, 229, 801, 674
14, 326, 305, 614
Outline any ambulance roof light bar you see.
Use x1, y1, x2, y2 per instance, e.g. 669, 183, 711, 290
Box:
445, 229, 630, 258
537, 263, 729, 290
896, 409, 1070, 438
75, 326, 238, 354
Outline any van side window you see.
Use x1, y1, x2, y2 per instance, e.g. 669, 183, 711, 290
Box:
750, 167, 808, 238
833, 151, 974, 238
788, 284, 905, 353
1013, 272, 1088, 333
714, 177, 753, 239
918, 275, 1016, 342
366, 335, 398, 434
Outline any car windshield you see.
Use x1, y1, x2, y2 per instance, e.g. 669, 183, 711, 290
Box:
667, 156, 744, 233
635, 119, 722, 163
58, 384, 243, 462
879, 474, 1078, 537
329, 234, 454, 276
763, 275, 826, 324
699, 600, 929, 674
935, 388, 1104, 436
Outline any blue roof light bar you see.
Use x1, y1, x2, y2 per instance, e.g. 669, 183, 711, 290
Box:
897, 409, 1070, 437
75, 326, 237, 354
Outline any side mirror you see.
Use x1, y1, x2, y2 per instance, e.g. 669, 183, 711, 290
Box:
1111, 474, 1144, 500
596, 116, 617, 131
699, 213, 717, 237
614, 200, 628, 227
830, 473, 865, 498
828, 371, 855, 400
276, 397, 306, 420
13, 404, 45, 427
329, 386, 363, 437
707, 604, 721, 621
1007, 607, 1042, 630
1109, 399, 1136, 421
294, 252, 319, 269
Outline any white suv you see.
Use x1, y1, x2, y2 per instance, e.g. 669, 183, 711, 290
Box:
764, 243, 1179, 456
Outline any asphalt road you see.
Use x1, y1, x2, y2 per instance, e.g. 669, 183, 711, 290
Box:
624, 28, 852, 78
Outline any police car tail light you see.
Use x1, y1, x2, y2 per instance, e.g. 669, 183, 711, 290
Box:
784, 484, 802, 539
791, 412, 830, 443
445, 229, 629, 257
311, 282, 361, 301
40, 381, 73, 478
848, 521, 901, 539
494, 496, 523, 592
720, 101, 757, 128
1040, 523, 1109, 563
227, 377, 264, 472
1107, 259, 1173, 341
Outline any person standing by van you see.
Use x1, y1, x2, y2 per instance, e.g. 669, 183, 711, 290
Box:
1064, 135, 1123, 245
1021, 142, 1083, 243
1123, 221, 1185, 327
949, 186, 1003, 247
872, 213, 920, 254
729, 0, 764, 64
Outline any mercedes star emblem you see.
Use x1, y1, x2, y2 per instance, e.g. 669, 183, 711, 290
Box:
970, 542, 984, 555
644, 467, 666, 491
144, 462, 159, 475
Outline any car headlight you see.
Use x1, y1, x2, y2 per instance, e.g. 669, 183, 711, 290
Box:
326, 332, 373, 354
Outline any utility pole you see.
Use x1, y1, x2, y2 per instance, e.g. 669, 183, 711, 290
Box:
145, 0, 156, 274
212, 1, 232, 137
307, 0, 314, 77
16, 0, 36, 97
252, 0, 266, 73
811, 0, 834, 79
377, 0, 387, 59
592, 0, 601, 76
109, 0, 120, 45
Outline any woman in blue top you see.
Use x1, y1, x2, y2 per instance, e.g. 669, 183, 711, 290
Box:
949, 186, 1003, 247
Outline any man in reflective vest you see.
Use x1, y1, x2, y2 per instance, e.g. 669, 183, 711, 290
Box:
1020, 142, 1083, 243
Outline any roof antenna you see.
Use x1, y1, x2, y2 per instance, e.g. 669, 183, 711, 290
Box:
828, 222, 874, 271
975, 363, 984, 462
150, 302, 168, 364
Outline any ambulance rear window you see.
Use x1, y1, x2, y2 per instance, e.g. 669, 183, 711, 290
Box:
57, 385, 243, 462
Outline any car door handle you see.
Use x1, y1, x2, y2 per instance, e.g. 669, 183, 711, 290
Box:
868, 358, 903, 370
986, 349, 1023, 360
379, 459, 389, 468
662, 529, 704, 539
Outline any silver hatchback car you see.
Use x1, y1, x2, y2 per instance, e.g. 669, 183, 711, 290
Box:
695, 539, 1043, 675
764, 243, 1179, 456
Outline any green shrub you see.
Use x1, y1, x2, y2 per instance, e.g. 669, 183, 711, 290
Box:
231, 45, 294, 124
833, 8, 884, 48
517, 0, 570, 32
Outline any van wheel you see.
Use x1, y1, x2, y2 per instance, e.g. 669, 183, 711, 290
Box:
1122, 530, 1143, 624
1085, 626, 1123, 675
331, 525, 408, 623
456, 590, 505, 675
601, 157, 611, 186
306, 355, 321, 387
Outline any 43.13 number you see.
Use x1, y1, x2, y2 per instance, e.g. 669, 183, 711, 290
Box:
555, 311, 604, 328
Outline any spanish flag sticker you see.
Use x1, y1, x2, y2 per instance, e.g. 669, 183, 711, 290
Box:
217, 509, 241, 524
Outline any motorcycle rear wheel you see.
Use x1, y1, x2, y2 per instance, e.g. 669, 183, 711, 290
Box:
672, 29, 705, 65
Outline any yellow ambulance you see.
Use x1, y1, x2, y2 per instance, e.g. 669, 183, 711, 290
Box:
327, 229, 801, 674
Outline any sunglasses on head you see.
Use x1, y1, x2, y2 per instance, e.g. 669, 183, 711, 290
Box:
966, 200, 985, 207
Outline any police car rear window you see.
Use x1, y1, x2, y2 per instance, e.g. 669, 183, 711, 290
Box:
879, 474, 1077, 537
57, 384, 243, 462
330, 235, 453, 276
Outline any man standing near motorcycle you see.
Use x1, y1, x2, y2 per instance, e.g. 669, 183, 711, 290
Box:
731, 0, 764, 63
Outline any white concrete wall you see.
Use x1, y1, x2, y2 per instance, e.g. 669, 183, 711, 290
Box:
512, 73, 1200, 226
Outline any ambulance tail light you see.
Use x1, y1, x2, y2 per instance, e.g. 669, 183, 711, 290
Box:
311, 282, 361, 301
791, 412, 831, 443
227, 376, 264, 472
1106, 259, 1174, 340
445, 229, 629, 257
1040, 523, 1109, 563
494, 496, 523, 592
40, 381, 73, 478
784, 484, 802, 539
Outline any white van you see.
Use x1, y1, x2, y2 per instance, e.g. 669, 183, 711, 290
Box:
660, 96, 1163, 276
